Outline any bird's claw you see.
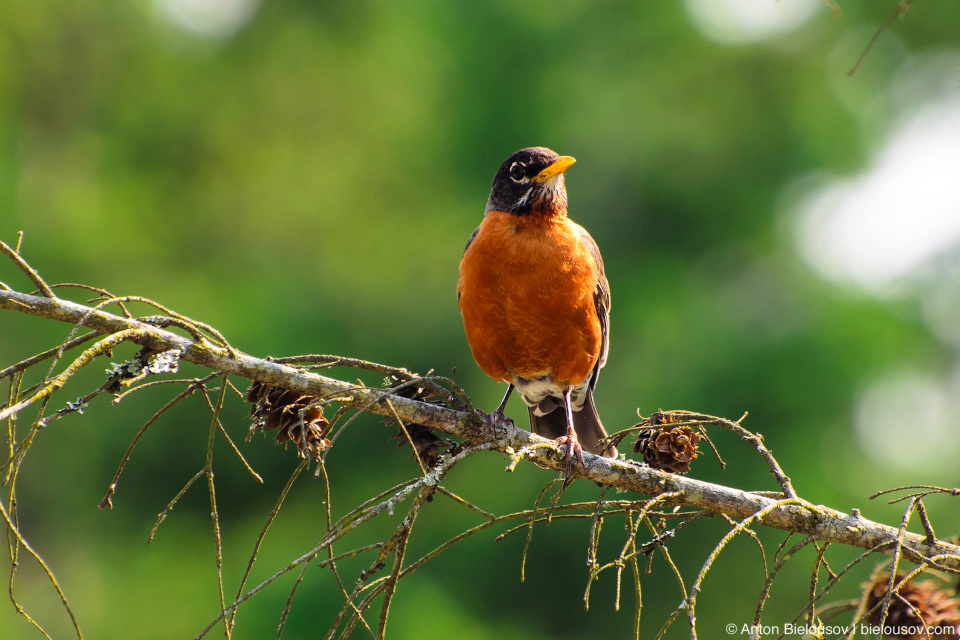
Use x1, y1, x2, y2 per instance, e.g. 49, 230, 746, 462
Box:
486, 409, 514, 436
555, 435, 585, 478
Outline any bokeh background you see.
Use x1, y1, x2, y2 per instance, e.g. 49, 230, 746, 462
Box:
2, 1, 960, 638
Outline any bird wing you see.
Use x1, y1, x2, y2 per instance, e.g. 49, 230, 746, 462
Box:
462, 226, 480, 255
575, 225, 610, 389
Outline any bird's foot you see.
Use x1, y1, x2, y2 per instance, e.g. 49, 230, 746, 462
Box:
485, 408, 514, 437
486, 384, 516, 437
555, 434, 585, 478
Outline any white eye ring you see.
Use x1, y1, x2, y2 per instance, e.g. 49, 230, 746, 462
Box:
509, 162, 527, 183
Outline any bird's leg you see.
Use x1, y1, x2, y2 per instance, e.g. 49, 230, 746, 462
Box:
555, 388, 584, 477
493, 384, 514, 417
488, 384, 515, 432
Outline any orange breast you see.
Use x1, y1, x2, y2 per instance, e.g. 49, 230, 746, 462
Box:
458, 211, 603, 388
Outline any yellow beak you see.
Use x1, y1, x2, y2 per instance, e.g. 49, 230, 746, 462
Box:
534, 155, 576, 182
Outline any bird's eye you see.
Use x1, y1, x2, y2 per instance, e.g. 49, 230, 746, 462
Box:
509, 163, 526, 182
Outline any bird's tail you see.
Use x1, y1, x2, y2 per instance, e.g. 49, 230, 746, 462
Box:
527, 391, 617, 458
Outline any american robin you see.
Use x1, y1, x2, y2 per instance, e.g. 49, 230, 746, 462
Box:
458, 147, 617, 472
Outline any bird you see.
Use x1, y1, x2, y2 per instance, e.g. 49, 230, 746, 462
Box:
457, 146, 617, 473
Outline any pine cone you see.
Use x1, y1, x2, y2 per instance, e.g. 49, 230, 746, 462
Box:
392, 423, 450, 469
247, 381, 331, 460
384, 374, 450, 469
633, 414, 700, 474
863, 569, 960, 639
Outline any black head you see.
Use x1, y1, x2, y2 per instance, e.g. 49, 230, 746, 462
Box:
485, 147, 575, 216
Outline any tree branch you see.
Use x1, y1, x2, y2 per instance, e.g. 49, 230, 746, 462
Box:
2, 287, 959, 571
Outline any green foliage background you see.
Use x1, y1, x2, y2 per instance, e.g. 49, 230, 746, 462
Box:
1, 1, 959, 638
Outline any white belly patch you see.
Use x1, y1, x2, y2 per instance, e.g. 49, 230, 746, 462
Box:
512, 373, 591, 416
